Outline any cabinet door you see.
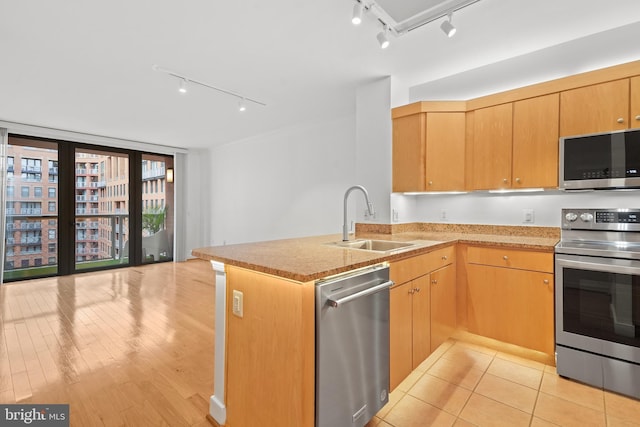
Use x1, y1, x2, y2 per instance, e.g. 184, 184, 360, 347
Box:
513, 93, 560, 188
631, 76, 640, 129
505, 271, 554, 355
471, 103, 513, 190
467, 264, 554, 355
466, 264, 507, 342
390, 282, 413, 391
393, 114, 426, 192
430, 264, 456, 352
560, 79, 629, 136
411, 275, 431, 369
425, 112, 466, 191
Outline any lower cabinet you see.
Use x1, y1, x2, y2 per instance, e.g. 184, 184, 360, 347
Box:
389, 248, 456, 391
465, 246, 554, 356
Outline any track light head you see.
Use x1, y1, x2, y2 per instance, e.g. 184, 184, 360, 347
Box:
352, 2, 363, 25
377, 25, 390, 49
238, 99, 247, 112
441, 14, 456, 37
178, 78, 188, 94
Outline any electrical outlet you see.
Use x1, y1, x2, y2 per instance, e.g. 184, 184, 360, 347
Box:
232, 290, 243, 318
440, 209, 448, 221
523, 209, 535, 224
392, 209, 399, 222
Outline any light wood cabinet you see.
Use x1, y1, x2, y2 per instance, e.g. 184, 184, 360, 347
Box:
426, 113, 466, 191
470, 95, 560, 190
465, 246, 554, 356
430, 263, 456, 352
389, 246, 456, 390
389, 275, 431, 390
392, 103, 466, 192
512, 93, 560, 188
393, 114, 426, 192
560, 79, 630, 137
470, 103, 513, 190
632, 76, 640, 128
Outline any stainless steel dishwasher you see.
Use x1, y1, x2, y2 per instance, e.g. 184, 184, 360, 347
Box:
315, 264, 392, 427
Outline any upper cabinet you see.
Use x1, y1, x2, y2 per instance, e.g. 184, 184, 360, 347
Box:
632, 76, 640, 128
392, 102, 466, 193
470, 103, 513, 190
469, 95, 560, 190
393, 60, 640, 193
512, 93, 560, 189
560, 79, 630, 137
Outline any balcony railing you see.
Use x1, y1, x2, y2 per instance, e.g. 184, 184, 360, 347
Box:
20, 208, 42, 215
76, 208, 100, 215
20, 237, 42, 244
21, 166, 42, 173
142, 166, 166, 180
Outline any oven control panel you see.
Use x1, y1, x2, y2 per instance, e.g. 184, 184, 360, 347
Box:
562, 208, 640, 231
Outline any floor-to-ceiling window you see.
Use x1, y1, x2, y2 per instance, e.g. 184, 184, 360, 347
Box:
3, 135, 174, 282
141, 154, 174, 264
4, 137, 58, 280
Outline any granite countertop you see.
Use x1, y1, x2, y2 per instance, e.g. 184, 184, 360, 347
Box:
191, 223, 560, 283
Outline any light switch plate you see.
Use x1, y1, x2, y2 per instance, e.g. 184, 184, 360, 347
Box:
232, 290, 243, 318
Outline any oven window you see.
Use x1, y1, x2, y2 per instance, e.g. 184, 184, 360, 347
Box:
563, 268, 640, 348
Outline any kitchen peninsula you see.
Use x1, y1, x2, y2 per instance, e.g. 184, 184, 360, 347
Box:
192, 223, 559, 427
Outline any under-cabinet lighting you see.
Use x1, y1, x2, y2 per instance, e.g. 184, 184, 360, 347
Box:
488, 188, 545, 194
403, 191, 468, 195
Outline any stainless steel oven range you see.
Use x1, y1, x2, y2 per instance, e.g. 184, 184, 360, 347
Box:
555, 208, 640, 399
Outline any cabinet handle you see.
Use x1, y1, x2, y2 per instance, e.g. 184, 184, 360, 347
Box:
431, 280, 438, 285
617, 117, 624, 124
503, 255, 509, 260
414, 287, 421, 293
503, 178, 508, 183
441, 255, 448, 260
428, 181, 433, 186
635, 115, 640, 121
408, 288, 415, 295
516, 177, 521, 183
543, 279, 550, 285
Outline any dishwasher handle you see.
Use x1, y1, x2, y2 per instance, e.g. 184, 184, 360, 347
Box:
326, 280, 393, 308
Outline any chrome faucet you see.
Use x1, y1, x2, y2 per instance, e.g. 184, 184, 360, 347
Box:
343, 185, 375, 241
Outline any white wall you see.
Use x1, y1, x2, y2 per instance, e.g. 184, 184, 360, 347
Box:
209, 116, 357, 245
392, 190, 640, 227
355, 77, 393, 224
180, 149, 210, 259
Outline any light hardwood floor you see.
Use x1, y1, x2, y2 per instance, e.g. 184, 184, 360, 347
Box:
1, 260, 216, 426
2, 259, 640, 426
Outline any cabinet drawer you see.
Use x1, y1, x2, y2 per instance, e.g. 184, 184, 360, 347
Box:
467, 246, 553, 273
390, 245, 455, 285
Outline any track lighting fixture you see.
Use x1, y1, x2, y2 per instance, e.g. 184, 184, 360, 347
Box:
440, 13, 457, 37
178, 78, 188, 94
152, 65, 266, 111
351, 2, 363, 25
377, 25, 390, 49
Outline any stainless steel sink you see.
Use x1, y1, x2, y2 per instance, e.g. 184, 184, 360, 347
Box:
326, 239, 416, 253
325, 239, 444, 253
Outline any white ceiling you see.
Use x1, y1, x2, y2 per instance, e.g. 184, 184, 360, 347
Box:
1, 0, 640, 150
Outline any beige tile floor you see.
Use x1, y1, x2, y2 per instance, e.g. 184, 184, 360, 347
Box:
367, 339, 640, 427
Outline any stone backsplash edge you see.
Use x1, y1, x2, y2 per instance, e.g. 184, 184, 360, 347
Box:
355, 222, 560, 238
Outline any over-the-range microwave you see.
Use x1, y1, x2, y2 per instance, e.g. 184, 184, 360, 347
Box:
560, 128, 640, 190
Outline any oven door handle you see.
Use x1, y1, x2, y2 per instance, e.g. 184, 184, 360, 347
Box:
556, 254, 640, 275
